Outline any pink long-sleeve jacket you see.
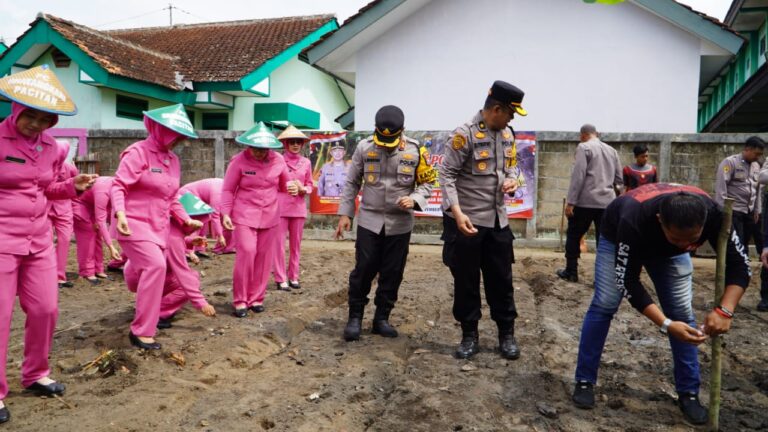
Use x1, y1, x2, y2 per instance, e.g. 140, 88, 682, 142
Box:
74, 176, 114, 245
277, 152, 313, 218
110, 117, 188, 247
0, 103, 77, 255
49, 161, 78, 217
220, 150, 289, 230
180, 178, 224, 237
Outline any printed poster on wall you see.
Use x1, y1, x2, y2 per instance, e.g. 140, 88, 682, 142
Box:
308, 131, 537, 219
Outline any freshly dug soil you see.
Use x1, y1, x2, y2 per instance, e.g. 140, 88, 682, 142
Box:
4, 241, 767, 431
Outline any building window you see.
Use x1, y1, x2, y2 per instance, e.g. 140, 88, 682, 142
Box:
186, 110, 196, 127
202, 112, 228, 130
115, 95, 148, 121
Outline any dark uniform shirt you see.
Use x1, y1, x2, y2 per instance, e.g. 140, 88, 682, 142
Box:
602, 183, 750, 312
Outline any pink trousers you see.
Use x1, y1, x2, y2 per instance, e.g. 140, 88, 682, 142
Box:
0, 245, 58, 400
50, 213, 73, 281
120, 241, 167, 338
232, 223, 279, 307
159, 225, 207, 319
73, 216, 105, 278
272, 217, 305, 283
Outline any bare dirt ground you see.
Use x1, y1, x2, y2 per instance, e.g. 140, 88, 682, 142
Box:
4, 240, 768, 431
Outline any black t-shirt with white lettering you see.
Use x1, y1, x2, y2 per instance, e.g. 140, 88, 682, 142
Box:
601, 183, 750, 312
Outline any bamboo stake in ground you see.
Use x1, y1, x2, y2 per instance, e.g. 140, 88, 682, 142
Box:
709, 197, 733, 431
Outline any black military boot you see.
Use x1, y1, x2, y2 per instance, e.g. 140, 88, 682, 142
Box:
498, 321, 520, 360
343, 307, 364, 341
371, 308, 398, 338
455, 321, 480, 359
556, 258, 579, 282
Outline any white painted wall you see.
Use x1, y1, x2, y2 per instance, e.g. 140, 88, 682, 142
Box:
234, 57, 353, 131
353, 0, 702, 133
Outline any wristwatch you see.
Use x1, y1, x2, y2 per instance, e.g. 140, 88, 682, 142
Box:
659, 318, 672, 335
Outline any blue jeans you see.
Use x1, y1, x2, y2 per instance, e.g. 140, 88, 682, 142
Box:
574, 236, 700, 394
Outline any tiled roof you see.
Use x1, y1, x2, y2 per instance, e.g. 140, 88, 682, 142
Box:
108, 15, 334, 83
38, 13, 334, 90
672, 1, 742, 39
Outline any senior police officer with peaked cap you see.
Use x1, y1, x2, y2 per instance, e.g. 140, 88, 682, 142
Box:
440, 80, 525, 360
335, 105, 437, 341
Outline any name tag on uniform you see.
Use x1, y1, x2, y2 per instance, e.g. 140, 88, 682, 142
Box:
5, 156, 26, 164
244, 171, 256, 175
151, 168, 163, 173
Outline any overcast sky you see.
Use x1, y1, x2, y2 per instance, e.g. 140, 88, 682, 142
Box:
0, 0, 733, 46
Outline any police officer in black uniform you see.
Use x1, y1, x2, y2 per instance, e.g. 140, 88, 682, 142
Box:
440, 81, 526, 360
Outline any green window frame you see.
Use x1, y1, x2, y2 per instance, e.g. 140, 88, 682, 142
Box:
202, 112, 228, 130
116, 94, 148, 121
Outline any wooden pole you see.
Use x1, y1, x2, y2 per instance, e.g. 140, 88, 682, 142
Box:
709, 197, 733, 431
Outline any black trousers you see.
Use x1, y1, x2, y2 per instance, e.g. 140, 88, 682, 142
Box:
441, 215, 517, 325
564, 206, 605, 267
348, 226, 411, 311
732, 210, 768, 301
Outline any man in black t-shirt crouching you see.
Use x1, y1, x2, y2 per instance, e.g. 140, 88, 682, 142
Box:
571, 183, 751, 425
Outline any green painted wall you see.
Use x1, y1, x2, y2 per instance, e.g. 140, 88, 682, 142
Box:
699, 16, 768, 131
233, 57, 351, 131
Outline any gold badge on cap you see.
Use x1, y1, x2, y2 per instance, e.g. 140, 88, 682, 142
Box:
452, 134, 467, 150
0, 65, 77, 115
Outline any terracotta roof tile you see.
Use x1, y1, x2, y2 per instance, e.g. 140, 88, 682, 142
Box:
44, 14, 182, 90
108, 15, 334, 83
37, 13, 334, 90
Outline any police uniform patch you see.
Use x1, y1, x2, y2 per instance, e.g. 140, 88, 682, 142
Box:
367, 151, 378, 158
504, 148, 513, 157
503, 131, 512, 139
401, 167, 413, 174
478, 121, 486, 130
367, 174, 376, 183
368, 164, 376, 172
479, 150, 490, 158
475, 132, 486, 139
477, 161, 488, 171
403, 154, 414, 160
723, 165, 730, 173
452, 134, 467, 150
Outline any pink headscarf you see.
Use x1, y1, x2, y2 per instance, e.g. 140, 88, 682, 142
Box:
143, 116, 184, 151
8, 102, 59, 147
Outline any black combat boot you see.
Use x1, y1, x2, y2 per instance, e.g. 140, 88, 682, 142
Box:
343, 306, 364, 341
371, 308, 398, 338
498, 321, 520, 360
556, 258, 579, 282
455, 321, 480, 359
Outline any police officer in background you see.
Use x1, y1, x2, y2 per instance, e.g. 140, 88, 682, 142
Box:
440, 81, 524, 360
717, 136, 767, 311
335, 105, 437, 341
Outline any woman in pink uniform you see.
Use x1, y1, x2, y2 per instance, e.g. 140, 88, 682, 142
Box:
179, 178, 229, 256
0, 65, 97, 425
73, 176, 121, 283
272, 125, 313, 291
111, 104, 201, 350
49, 142, 78, 288
154, 192, 217, 328
221, 122, 290, 318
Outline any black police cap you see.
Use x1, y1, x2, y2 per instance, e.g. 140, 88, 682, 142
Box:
374, 105, 405, 148
488, 81, 527, 116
